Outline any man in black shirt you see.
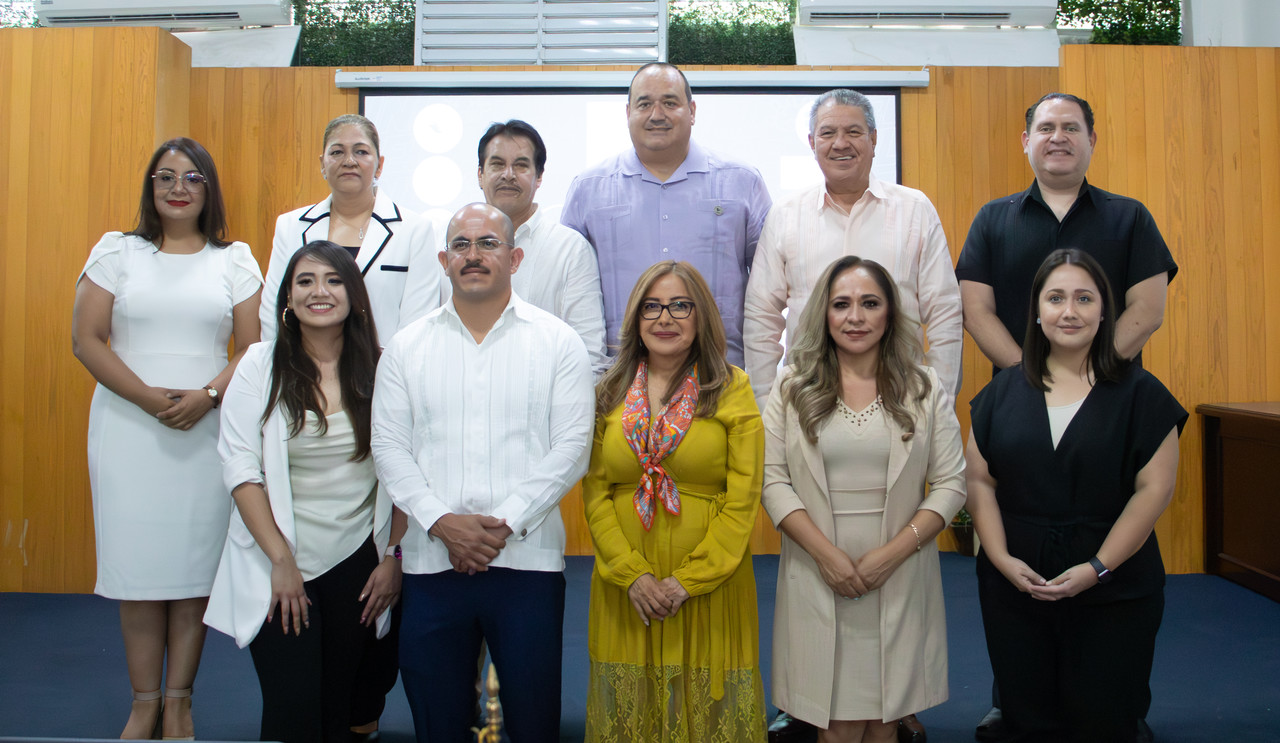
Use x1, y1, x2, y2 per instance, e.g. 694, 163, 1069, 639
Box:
957, 93, 1177, 370
956, 93, 1177, 743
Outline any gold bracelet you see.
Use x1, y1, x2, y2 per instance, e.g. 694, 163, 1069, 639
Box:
908, 522, 922, 551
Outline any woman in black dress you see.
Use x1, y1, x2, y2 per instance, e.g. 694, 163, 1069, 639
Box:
965, 248, 1186, 743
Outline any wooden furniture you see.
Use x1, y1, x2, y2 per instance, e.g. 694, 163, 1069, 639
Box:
1198, 403, 1280, 602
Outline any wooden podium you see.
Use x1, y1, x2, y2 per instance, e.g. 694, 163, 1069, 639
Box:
1198, 403, 1280, 602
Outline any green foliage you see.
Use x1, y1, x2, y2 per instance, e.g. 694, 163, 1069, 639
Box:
292, 0, 415, 67
668, 0, 796, 66
1057, 0, 1181, 46
1, 0, 37, 28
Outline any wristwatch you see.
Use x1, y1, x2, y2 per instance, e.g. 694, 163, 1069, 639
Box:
385, 544, 402, 561
203, 385, 220, 408
1088, 556, 1113, 584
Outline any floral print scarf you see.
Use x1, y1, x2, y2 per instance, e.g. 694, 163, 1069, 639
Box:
621, 361, 699, 531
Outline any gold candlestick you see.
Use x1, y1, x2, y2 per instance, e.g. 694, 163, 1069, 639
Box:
473, 663, 504, 743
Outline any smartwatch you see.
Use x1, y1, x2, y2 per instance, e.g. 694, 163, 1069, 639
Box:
1088, 556, 1113, 584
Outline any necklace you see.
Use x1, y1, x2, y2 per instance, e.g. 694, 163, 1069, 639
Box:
332, 212, 371, 240
332, 200, 374, 241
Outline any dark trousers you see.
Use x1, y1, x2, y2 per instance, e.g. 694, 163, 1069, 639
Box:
249, 539, 399, 743
979, 576, 1163, 743
399, 567, 565, 743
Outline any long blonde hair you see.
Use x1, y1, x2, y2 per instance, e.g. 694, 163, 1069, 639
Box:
596, 261, 730, 418
782, 256, 930, 442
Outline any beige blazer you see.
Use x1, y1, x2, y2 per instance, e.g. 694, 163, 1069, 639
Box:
761, 365, 966, 725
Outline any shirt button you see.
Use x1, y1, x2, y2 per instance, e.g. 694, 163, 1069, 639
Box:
520, 529, 528, 537
662, 215, 669, 220
662, 248, 669, 253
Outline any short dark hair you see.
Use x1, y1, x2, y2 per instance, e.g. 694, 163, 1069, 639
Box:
1025, 92, 1095, 134
628, 62, 693, 104
268, 240, 381, 460
127, 137, 230, 248
1022, 248, 1127, 391
477, 119, 547, 176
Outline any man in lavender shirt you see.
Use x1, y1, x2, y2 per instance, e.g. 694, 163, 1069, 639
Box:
561, 62, 772, 367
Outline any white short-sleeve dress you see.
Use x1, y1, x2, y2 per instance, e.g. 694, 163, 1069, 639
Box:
80, 232, 262, 599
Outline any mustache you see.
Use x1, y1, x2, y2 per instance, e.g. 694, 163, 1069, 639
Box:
462, 260, 488, 272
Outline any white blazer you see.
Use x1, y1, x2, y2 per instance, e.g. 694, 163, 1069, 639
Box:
259, 189, 443, 343
204, 343, 392, 648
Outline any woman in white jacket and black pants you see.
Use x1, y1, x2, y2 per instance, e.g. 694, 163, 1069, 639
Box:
206, 241, 407, 743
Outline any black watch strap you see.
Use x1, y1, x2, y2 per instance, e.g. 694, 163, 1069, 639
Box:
1089, 556, 1113, 583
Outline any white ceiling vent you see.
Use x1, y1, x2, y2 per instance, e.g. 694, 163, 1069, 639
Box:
798, 0, 1056, 27
36, 0, 291, 29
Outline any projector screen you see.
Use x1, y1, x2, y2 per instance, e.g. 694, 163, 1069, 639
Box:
362, 88, 900, 229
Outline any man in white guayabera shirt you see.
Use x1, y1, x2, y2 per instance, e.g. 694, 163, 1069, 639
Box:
371, 202, 594, 743
475, 118, 608, 375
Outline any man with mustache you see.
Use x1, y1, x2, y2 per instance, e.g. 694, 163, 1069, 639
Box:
561, 62, 772, 367
745, 89, 962, 408
477, 119, 608, 375
372, 202, 594, 743
744, 88, 955, 743
955, 93, 1177, 743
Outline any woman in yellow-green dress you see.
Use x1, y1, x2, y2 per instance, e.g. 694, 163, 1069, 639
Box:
583, 260, 767, 743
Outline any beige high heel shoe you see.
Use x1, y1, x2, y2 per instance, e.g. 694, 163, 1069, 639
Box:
160, 687, 194, 741
120, 689, 162, 740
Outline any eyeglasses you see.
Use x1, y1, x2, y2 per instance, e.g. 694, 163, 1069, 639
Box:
639, 300, 695, 320
152, 172, 207, 190
446, 238, 512, 254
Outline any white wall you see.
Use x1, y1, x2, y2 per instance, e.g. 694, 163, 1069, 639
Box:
1184, 0, 1280, 47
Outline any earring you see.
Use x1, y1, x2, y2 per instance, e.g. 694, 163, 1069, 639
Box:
1035, 317, 1041, 325
282, 306, 293, 325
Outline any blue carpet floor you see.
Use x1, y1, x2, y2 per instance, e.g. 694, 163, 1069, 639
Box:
2, 553, 1277, 741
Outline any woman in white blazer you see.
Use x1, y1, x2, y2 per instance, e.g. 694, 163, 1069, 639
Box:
260, 114, 442, 344
206, 241, 407, 743
760, 256, 966, 743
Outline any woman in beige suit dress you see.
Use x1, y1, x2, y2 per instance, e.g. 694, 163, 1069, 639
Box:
761, 256, 966, 743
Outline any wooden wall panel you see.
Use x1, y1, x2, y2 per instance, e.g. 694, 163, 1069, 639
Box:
7, 39, 1268, 588
1061, 45, 1280, 574
0, 27, 190, 592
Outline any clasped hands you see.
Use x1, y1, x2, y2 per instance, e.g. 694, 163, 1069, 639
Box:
817, 543, 899, 600
430, 513, 513, 575
145, 386, 215, 431
627, 573, 690, 626
992, 554, 1098, 600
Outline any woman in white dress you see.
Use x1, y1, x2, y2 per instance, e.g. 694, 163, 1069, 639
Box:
71, 137, 263, 739
206, 241, 406, 743
260, 114, 441, 345
761, 256, 966, 743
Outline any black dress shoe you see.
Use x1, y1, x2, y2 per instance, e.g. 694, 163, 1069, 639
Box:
768, 711, 817, 743
898, 713, 927, 743
975, 706, 1008, 742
